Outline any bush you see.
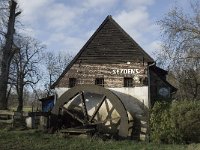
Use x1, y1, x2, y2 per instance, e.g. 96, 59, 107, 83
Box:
150, 100, 200, 144
150, 101, 182, 144
171, 100, 200, 143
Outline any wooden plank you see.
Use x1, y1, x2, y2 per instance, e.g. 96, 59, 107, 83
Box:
60, 128, 95, 134
80, 92, 89, 123
0, 110, 14, 115
61, 107, 84, 124
0, 119, 13, 124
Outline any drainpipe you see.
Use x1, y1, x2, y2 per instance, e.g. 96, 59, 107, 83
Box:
147, 62, 155, 109
53, 89, 57, 105
147, 62, 155, 142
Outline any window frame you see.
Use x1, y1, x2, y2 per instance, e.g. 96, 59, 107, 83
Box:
95, 78, 104, 87
124, 77, 133, 87
69, 78, 76, 88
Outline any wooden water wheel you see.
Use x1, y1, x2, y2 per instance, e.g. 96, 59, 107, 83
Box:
51, 85, 129, 138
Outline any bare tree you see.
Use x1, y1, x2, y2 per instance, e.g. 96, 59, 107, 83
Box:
43, 51, 72, 96
157, 1, 200, 100
0, 0, 7, 45
0, 0, 21, 109
9, 36, 44, 112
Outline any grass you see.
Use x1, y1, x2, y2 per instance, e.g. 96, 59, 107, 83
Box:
0, 129, 200, 150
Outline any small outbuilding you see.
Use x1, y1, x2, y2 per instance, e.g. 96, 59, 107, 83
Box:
39, 96, 54, 112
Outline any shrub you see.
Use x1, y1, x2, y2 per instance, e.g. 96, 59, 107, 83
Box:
170, 100, 200, 143
150, 101, 183, 144
150, 100, 200, 144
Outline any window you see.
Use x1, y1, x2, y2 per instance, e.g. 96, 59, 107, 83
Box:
95, 78, 104, 87
124, 77, 133, 87
69, 78, 76, 88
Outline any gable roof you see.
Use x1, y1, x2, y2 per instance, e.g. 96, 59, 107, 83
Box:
150, 66, 168, 78
51, 15, 154, 88
150, 65, 177, 93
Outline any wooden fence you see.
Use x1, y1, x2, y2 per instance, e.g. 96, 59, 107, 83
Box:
0, 110, 14, 124
0, 110, 28, 127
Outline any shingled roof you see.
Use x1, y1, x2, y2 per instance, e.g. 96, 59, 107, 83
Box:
51, 15, 154, 88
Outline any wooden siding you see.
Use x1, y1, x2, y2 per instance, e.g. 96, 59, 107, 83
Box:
56, 62, 148, 88
77, 16, 153, 64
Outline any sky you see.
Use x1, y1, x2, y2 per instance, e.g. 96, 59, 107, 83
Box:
17, 0, 191, 58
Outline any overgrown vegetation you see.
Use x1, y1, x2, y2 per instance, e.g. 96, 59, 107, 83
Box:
150, 100, 200, 144
0, 130, 199, 150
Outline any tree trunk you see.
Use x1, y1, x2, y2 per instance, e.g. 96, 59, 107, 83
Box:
17, 91, 23, 112
0, 0, 19, 110
16, 76, 24, 112
0, 54, 10, 109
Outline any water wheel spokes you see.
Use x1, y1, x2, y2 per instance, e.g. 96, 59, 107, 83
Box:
51, 85, 129, 138
61, 106, 84, 124
79, 91, 89, 124
89, 95, 106, 122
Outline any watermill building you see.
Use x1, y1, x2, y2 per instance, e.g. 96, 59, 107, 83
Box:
51, 15, 176, 140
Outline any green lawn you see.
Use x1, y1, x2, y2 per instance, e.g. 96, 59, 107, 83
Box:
0, 130, 199, 150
